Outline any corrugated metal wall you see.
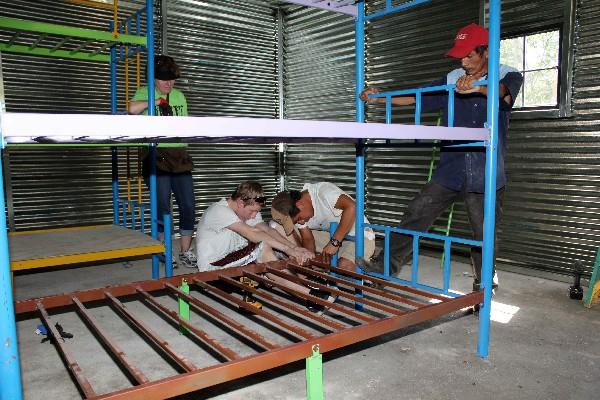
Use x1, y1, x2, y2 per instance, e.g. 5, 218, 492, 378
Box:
164, 0, 280, 216
363, 0, 480, 255
3, 0, 600, 278
1, 0, 146, 230
283, 0, 480, 256
283, 0, 600, 278
499, 0, 600, 277
1, 0, 279, 230
282, 5, 357, 194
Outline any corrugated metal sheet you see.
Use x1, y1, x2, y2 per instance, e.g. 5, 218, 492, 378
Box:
164, 0, 280, 220
282, 4, 357, 197
2, 0, 280, 230
498, 0, 600, 277
282, 5, 356, 121
485, 0, 564, 36
283, 1, 478, 255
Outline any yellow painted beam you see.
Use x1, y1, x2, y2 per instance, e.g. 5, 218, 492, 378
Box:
10, 244, 165, 271
9, 225, 109, 236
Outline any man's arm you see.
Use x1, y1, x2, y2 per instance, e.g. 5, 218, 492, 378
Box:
455, 71, 524, 107
298, 227, 317, 254
359, 87, 416, 106
320, 194, 356, 257
228, 221, 313, 264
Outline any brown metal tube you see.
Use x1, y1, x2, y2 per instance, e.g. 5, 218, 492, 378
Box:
164, 282, 278, 351
91, 291, 483, 400
105, 292, 197, 372
288, 264, 425, 308
136, 288, 240, 361
193, 278, 316, 340
36, 301, 97, 399
254, 270, 376, 323
265, 266, 404, 316
72, 296, 149, 385
310, 260, 449, 301
219, 275, 347, 331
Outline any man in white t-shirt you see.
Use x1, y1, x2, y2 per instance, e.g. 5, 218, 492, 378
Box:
196, 181, 313, 271
195, 181, 336, 313
270, 182, 375, 272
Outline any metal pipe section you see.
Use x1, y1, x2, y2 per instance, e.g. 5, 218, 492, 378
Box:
0, 149, 22, 400
112, 147, 119, 225
478, 0, 501, 358
354, 1, 366, 265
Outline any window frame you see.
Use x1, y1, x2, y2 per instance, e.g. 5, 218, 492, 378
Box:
506, 0, 576, 119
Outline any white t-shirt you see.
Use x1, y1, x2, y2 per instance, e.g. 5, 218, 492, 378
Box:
296, 182, 375, 241
196, 198, 263, 271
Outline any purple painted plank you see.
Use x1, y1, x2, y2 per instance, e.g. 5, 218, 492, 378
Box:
1, 113, 488, 144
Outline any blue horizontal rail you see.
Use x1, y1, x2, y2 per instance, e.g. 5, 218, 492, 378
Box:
368, 80, 488, 127
365, 0, 431, 22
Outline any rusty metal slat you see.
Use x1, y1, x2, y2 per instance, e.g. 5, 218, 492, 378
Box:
219, 275, 347, 331
193, 278, 317, 341
104, 292, 197, 372
256, 269, 377, 322
136, 288, 240, 362
71, 296, 149, 385
289, 264, 426, 308
15, 263, 273, 314
91, 291, 483, 400
163, 282, 278, 351
36, 301, 97, 399
266, 266, 404, 316
312, 261, 449, 301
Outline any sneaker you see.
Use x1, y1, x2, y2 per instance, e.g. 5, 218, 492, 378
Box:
355, 256, 383, 274
179, 250, 198, 269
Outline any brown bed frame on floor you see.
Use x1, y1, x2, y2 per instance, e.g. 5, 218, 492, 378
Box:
15, 260, 482, 400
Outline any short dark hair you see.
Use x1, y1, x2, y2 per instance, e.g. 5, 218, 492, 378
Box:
148, 55, 181, 81
474, 45, 488, 56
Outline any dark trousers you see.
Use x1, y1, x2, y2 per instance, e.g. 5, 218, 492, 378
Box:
379, 181, 504, 284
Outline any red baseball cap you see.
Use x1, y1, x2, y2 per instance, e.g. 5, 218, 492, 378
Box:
445, 23, 489, 59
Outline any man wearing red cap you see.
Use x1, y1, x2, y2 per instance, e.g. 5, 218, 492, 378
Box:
359, 23, 522, 293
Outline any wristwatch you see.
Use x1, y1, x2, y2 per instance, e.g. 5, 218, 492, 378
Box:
329, 238, 343, 247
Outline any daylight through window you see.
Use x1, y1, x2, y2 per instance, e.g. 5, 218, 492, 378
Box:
500, 30, 560, 109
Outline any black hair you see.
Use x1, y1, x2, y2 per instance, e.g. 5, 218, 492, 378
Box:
288, 190, 302, 216
475, 45, 488, 56
146, 55, 181, 81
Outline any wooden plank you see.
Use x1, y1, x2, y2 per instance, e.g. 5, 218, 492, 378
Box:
9, 225, 163, 270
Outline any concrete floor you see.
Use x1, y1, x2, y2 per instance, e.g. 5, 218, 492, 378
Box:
12, 253, 600, 400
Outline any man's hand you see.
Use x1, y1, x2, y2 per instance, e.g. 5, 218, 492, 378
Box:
322, 242, 339, 258
359, 86, 380, 104
455, 75, 482, 94
290, 247, 314, 266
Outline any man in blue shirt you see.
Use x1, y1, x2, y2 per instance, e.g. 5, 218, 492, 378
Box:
359, 23, 523, 292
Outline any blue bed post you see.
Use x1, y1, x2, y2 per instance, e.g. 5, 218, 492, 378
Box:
0, 157, 23, 400
109, 21, 119, 226
145, 0, 160, 278
477, 0, 501, 358
354, 0, 366, 263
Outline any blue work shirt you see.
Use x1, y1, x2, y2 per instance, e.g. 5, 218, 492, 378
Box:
421, 65, 523, 193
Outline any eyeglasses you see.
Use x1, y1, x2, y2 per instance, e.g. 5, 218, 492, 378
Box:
242, 196, 267, 204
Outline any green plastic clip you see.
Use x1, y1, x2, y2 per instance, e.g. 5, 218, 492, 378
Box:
306, 344, 324, 400
179, 278, 190, 335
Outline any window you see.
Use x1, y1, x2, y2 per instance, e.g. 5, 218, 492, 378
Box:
500, 30, 560, 109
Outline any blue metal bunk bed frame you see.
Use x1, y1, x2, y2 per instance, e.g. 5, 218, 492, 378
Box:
0, 0, 503, 398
